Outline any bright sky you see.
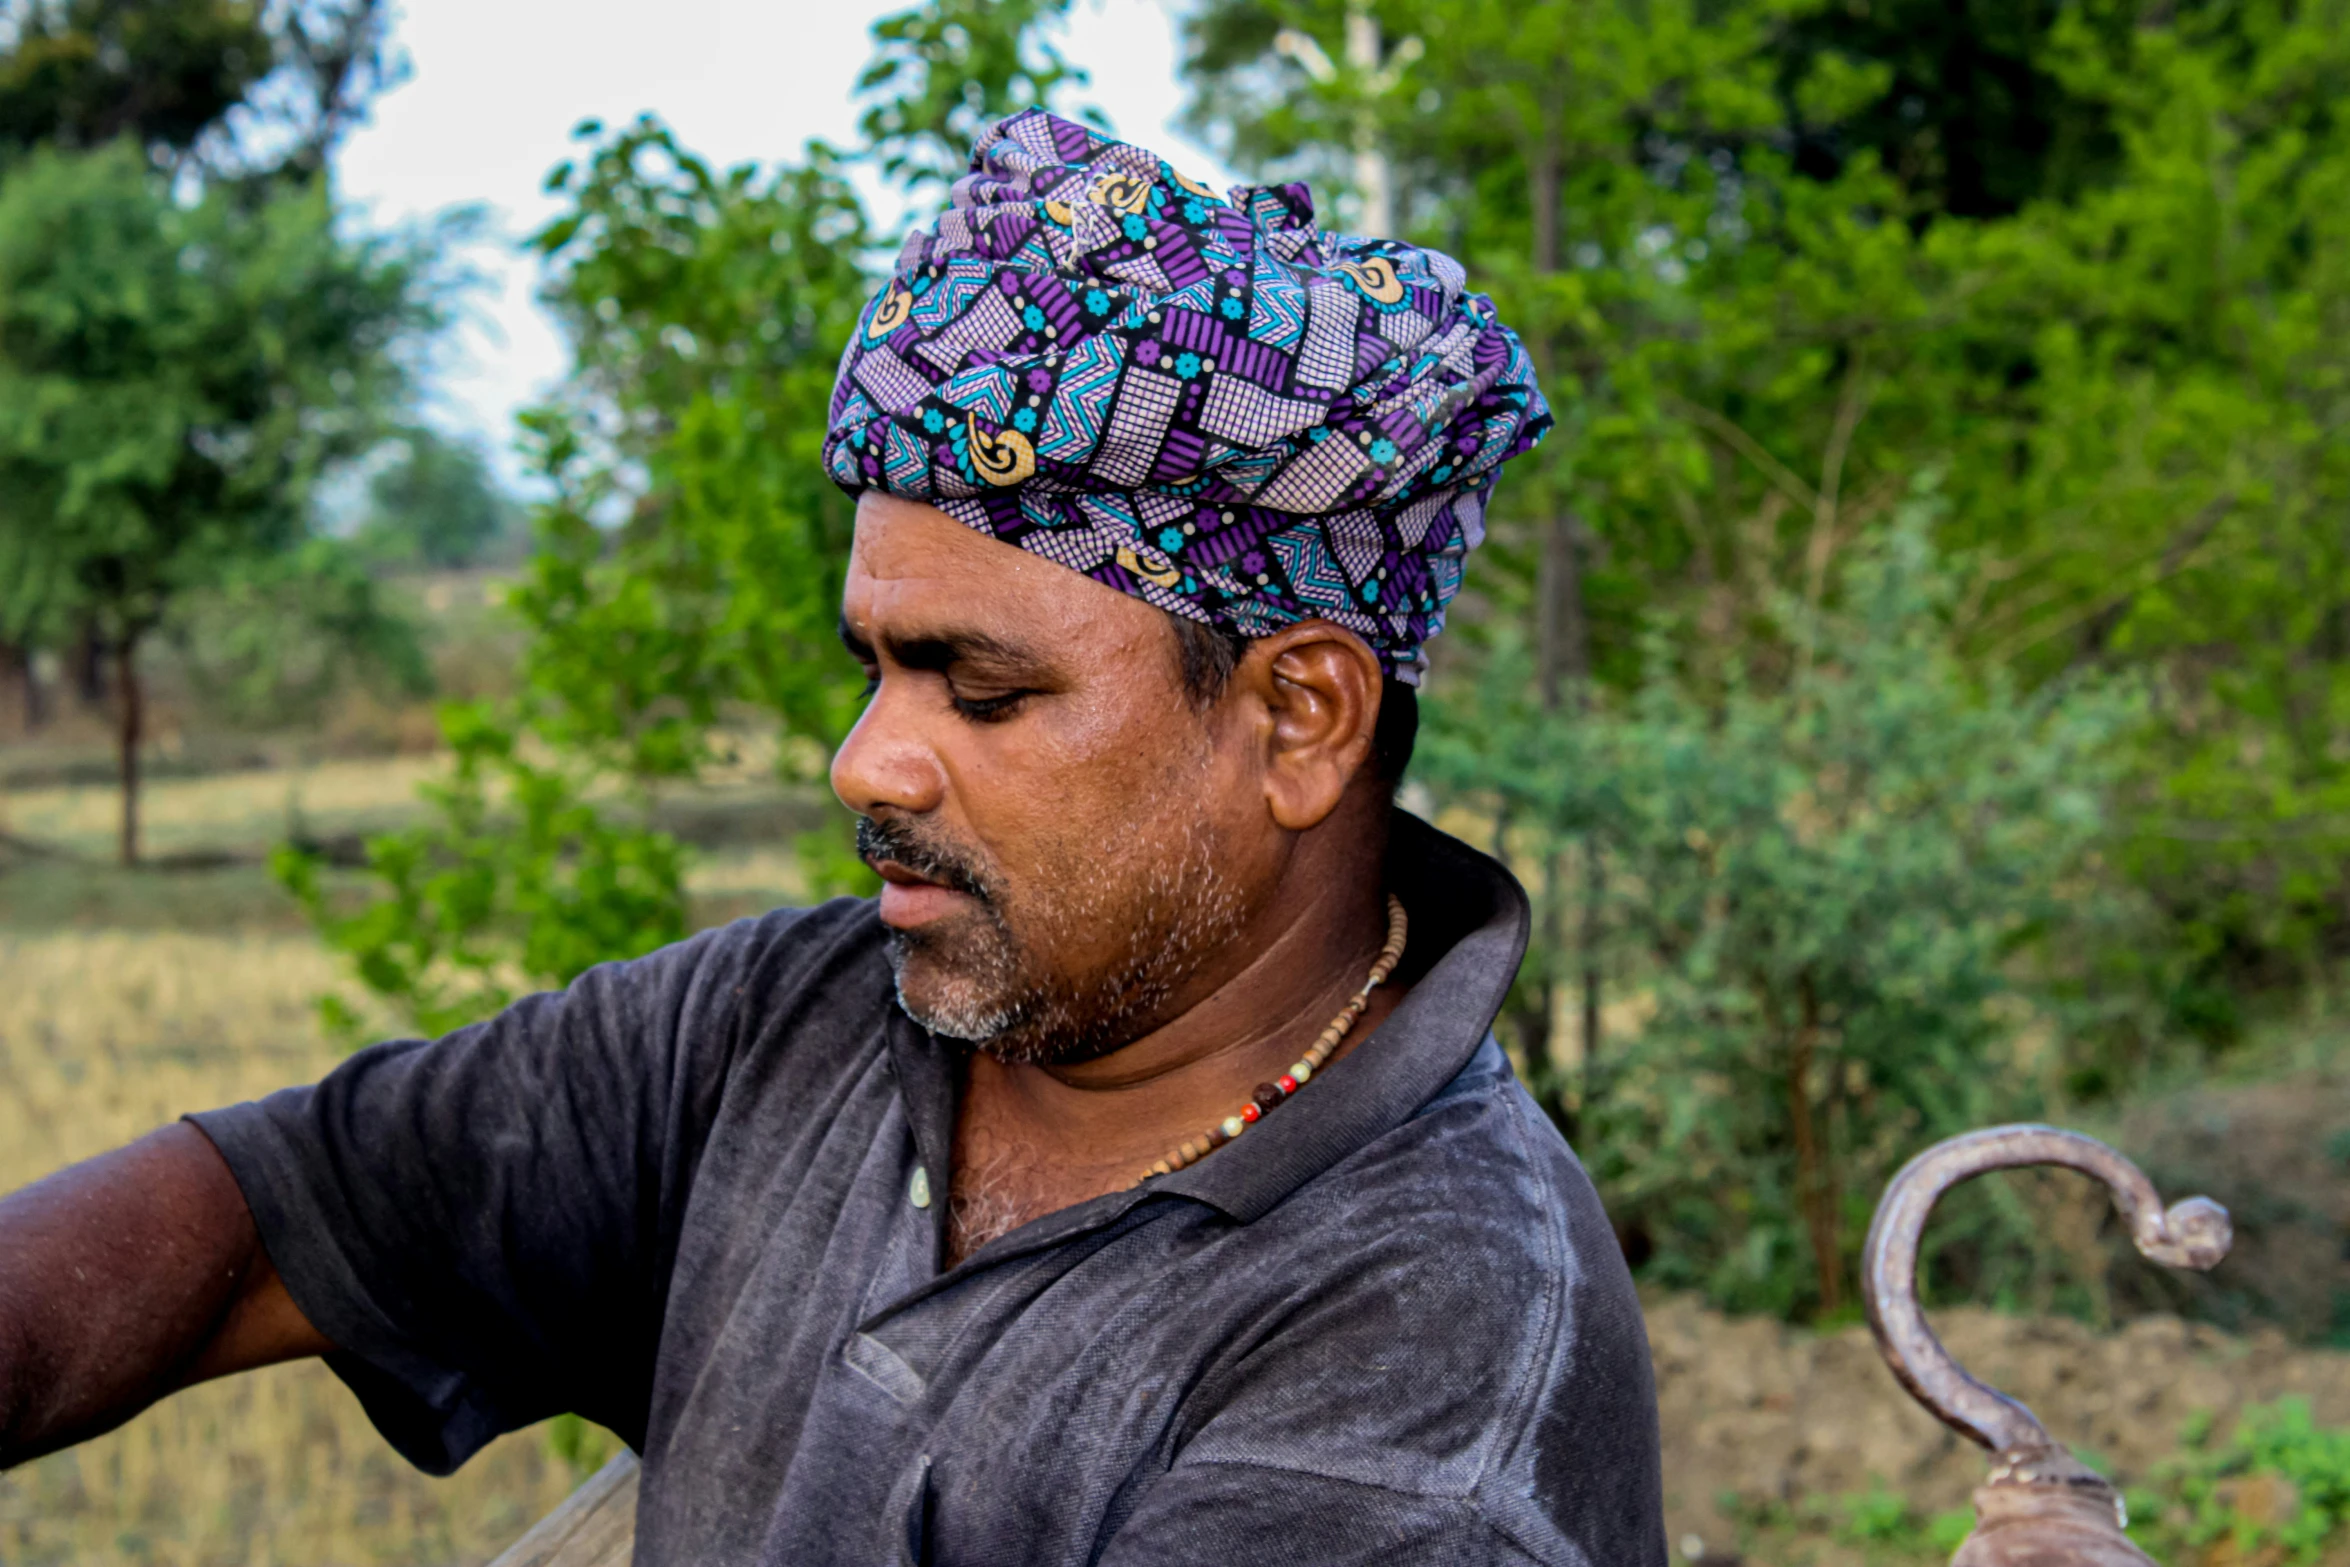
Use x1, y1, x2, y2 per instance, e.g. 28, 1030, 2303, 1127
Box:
335, 0, 1241, 489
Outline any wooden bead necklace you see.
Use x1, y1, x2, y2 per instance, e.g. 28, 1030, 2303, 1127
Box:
1134, 894, 1409, 1185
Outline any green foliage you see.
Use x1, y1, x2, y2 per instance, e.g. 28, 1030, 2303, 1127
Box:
1977, 0, 2350, 1017
856, 0, 1094, 195
1732, 1407, 2350, 1566
524, 116, 874, 767
1183, 0, 2350, 1321
0, 0, 403, 178
296, 0, 1119, 1026
172, 536, 430, 725
0, 141, 422, 641
1423, 505, 2136, 1316
1774, 0, 2128, 217
2132, 1400, 2350, 1565
0, 0, 270, 161
275, 703, 688, 1038
1720, 1483, 1975, 1564
354, 427, 522, 569
543, 1412, 622, 1485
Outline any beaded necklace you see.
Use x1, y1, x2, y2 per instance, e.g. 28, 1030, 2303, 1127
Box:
1133, 894, 1409, 1185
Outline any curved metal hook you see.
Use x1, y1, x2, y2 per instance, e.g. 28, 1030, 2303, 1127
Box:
1861, 1124, 2231, 1454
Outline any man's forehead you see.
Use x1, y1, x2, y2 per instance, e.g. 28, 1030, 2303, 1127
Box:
843, 493, 1158, 654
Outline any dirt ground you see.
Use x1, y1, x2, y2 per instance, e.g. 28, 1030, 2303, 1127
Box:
1650, 1294, 2350, 1562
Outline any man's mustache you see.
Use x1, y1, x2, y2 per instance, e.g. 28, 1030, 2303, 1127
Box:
855, 816, 995, 904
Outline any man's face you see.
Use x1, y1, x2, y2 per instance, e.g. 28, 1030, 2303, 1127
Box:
832, 495, 1276, 1066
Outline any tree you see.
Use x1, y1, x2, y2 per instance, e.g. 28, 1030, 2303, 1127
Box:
0, 139, 433, 862
1184, 0, 1853, 1118
0, 0, 401, 179
0, 0, 268, 162
1182, 0, 2350, 1319
1186, 0, 2350, 1041
1935, 2, 2350, 1024
172, 536, 430, 726
355, 426, 522, 569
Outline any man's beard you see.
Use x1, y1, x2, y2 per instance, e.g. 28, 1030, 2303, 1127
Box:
857, 802, 1248, 1068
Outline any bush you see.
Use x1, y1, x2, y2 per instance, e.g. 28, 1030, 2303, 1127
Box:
1422, 493, 2140, 1318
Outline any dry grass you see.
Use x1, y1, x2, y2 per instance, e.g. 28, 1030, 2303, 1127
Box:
5, 756, 450, 860
0, 929, 589, 1565
0, 743, 809, 1564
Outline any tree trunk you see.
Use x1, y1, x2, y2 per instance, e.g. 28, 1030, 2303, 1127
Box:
1517, 968, 1564, 1134
1496, 807, 1568, 1136
1536, 512, 1591, 703
1528, 113, 1561, 277
1, 640, 44, 734
1536, 507, 1604, 1116
74, 622, 108, 711
115, 630, 143, 868
1343, 4, 1393, 237
1520, 103, 1604, 1132
1790, 974, 1843, 1314
1580, 846, 1604, 1107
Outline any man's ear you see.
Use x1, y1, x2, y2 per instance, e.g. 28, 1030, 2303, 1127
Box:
1234, 621, 1384, 832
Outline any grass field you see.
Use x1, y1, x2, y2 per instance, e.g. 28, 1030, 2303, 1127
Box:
0, 750, 795, 1566
0, 928, 596, 1565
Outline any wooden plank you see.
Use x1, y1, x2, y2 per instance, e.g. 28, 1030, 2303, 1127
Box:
485, 1453, 640, 1567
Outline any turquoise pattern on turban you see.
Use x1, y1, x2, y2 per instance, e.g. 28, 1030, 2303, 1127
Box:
823, 109, 1550, 682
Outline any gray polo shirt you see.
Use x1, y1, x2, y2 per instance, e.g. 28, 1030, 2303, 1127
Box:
193, 812, 1664, 1565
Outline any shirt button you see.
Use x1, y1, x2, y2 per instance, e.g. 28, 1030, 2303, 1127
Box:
909, 1165, 932, 1209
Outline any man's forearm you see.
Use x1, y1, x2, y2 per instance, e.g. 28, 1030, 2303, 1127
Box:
0, 1122, 328, 1467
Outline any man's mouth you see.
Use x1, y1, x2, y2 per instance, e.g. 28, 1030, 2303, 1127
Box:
872, 860, 976, 929
857, 817, 995, 930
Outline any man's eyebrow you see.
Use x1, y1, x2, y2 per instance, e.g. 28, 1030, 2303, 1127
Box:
839, 615, 1050, 675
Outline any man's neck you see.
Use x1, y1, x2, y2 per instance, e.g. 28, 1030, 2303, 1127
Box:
945, 824, 1402, 1265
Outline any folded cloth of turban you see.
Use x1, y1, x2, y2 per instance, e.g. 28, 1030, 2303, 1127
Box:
822, 109, 1550, 683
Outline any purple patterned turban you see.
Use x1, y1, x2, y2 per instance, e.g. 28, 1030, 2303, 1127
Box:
822, 109, 1550, 683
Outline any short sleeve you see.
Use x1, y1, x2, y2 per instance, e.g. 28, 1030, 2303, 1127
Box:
187, 909, 806, 1474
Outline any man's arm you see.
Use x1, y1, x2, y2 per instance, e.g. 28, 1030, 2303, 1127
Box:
0, 1122, 329, 1468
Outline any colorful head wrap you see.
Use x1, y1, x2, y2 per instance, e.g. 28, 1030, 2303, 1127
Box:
822, 110, 1550, 682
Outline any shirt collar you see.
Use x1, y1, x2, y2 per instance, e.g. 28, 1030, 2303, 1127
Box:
1152, 808, 1530, 1220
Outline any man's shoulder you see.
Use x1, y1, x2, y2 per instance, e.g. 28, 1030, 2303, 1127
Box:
1234, 1040, 1645, 1372
1323, 1039, 1617, 1267
1169, 1047, 1656, 1545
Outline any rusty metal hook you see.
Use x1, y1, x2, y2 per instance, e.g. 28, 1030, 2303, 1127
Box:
1861, 1124, 2232, 1454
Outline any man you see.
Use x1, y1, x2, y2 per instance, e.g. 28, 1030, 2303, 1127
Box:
0, 111, 1664, 1564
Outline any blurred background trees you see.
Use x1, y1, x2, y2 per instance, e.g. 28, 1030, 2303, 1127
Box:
354, 429, 525, 570
0, 0, 443, 862
1184, 0, 2350, 1317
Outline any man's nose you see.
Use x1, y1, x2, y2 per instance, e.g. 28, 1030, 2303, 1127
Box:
830, 680, 947, 819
